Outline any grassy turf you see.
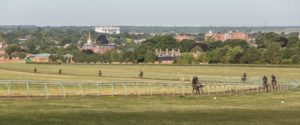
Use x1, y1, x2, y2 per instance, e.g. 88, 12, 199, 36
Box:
0, 63, 300, 125
1, 63, 300, 82
0, 90, 300, 125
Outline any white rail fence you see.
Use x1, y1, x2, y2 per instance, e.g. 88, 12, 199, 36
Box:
0, 78, 298, 98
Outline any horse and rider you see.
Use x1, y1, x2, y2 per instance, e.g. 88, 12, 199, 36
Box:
271, 74, 277, 90
262, 74, 277, 93
241, 72, 247, 83
139, 70, 144, 79
191, 76, 204, 95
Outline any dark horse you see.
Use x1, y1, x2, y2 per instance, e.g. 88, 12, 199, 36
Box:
192, 76, 204, 95
241, 72, 247, 83
271, 74, 277, 90
139, 71, 143, 79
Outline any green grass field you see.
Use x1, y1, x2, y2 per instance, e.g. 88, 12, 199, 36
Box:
1, 63, 300, 82
1, 91, 300, 125
0, 63, 300, 125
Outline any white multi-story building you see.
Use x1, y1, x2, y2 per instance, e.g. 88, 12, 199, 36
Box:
0, 42, 3, 49
95, 26, 120, 34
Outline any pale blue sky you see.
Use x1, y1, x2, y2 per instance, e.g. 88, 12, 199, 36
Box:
0, 0, 299, 26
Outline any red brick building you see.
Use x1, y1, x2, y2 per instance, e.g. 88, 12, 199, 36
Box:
205, 31, 249, 42
175, 34, 195, 42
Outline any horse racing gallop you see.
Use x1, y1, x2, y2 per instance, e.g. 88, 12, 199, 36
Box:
241, 72, 247, 83
271, 74, 277, 90
192, 76, 204, 95
263, 75, 269, 93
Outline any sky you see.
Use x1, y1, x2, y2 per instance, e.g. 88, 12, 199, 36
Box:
0, 0, 299, 26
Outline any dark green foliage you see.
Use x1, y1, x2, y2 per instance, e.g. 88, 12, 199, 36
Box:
96, 34, 109, 45
179, 40, 196, 52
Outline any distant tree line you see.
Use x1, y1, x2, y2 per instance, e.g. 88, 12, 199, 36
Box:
1, 27, 300, 64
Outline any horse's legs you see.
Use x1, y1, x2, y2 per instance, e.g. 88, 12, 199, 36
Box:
200, 88, 204, 94
196, 88, 200, 95
192, 87, 195, 95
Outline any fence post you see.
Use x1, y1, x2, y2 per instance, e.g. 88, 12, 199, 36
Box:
144, 83, 147, 95
7, 81, 12, 97
61, 82, 66, 98
135, 82, 139, 96
229, 85, 232, 95
123, 82, 127, 96
214, 84, 217, 95
79, 83, 83, 97
96, 84, 100, 97
223, 85, 226, 95
26, 81, 30, 97
44, 83, 48, 99
112, 82, 115, 97
150, 83, 153, 96
160, 84, 164, 96
172, 83, 175, 96
181, 83, 184, 96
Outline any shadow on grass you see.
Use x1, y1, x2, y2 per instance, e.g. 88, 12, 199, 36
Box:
0, 109, 299, 125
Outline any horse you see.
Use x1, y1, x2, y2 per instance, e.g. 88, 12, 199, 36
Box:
139, 71, 143, 79
241, 72, 247, 83
271, 74, 277, 90
263, 75, 269, 93
192, 76, 204, 95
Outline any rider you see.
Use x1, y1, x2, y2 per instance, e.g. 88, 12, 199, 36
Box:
271, 74, 277, 90
263, 75, 269, 93
192, 76, 203, 95
241, 72, 247, 83
139, 70, 143, 79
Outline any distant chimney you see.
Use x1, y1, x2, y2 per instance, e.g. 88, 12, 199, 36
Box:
166, 48, 169, 55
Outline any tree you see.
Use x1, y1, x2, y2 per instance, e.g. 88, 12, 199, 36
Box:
191, 45, 203, 52
263, 42, 281, 64
291, 55, 300, 64
255, 32, 279, 48
179, 40, 196, 52
241, 47, 260, 64
287, 36, 300, 48
223, 46, 244, 64
207, 47, 228, 64
144, 50, 156, 63
5, 44, 21, 59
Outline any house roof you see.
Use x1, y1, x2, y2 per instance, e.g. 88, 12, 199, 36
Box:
30, 53, 51, 58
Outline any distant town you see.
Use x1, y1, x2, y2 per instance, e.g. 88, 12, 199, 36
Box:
0, 26, 300, 64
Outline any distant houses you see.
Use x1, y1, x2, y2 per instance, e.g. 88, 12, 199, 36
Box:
155, 48, 181, 64
81, 32, 116, 54
205, 31, 249, 42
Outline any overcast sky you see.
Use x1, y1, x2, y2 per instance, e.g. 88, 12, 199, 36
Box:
0, 0, 299, 26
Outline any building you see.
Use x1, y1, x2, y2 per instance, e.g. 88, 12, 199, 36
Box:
0, 42, 5, 55
0, 42, 3, 49
26, 53, 51, 62
175, 34, 195, 42
155, 48, 181, 64
82, 32, 94, 50
95, 26, 120, 34
82, 32, 116, 54
205, 31, 249, 42
133, 39, 146, 44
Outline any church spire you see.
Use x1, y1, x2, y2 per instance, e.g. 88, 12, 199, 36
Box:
87, 32, 92, 44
